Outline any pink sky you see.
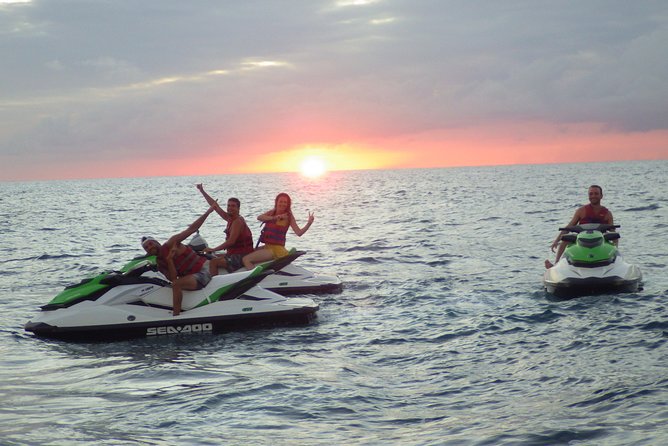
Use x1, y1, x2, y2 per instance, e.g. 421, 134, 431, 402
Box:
1, 1, 667, 181
9, 120, 666, 182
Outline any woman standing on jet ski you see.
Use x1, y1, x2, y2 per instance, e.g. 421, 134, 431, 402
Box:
242, 193, 314, 270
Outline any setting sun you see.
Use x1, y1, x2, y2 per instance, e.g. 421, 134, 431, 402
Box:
231, 143, 412, 176
300, 156, 327, 178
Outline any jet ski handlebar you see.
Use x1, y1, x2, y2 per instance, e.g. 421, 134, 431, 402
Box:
558, 223, 620, 233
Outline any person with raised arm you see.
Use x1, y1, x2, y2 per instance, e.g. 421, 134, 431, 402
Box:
141, 206, 215, 316
196, 184, 254, 274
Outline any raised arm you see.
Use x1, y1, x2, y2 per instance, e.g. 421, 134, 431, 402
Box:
290, 212, 315, 237
165, 206, 214, 247
196, 184, 229, 221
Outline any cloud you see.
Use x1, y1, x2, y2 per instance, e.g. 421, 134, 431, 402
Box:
1, 0, 667, 180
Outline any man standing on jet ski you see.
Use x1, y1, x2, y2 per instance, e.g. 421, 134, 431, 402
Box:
545, 184, 614, 268
141, 206, 215, 316
196, 184, 254, 274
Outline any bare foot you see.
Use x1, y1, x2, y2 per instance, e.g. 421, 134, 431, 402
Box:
544, 259, 554, 269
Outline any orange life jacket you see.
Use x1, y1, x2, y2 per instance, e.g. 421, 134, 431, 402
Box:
259, 221, 289, 246
157, 244, 206, 277
580, 204, 610, 224
225, 219, 254, 255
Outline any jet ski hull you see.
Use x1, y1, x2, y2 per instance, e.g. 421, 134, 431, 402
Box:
544, 275, 642, 297
24, 303, 318, 342
260, 264, 342, 295
25, 268, 319, 342
543, 257, 642, 298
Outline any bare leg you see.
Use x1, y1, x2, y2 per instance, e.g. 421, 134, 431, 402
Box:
545, 241, 567, 269
242, 248, 274, 270
171, 275, 200, 316
209, 256, 228, 276
172, 283, 183, 316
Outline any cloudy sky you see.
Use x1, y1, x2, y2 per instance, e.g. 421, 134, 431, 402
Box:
1, 0, 667, 181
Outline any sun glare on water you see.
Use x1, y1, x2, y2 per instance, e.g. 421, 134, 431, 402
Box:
300, 156, 327, 178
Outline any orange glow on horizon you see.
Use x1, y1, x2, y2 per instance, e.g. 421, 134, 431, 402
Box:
6, 120, 666, 181
225, 122, 666, 177
233, 144, 412, 174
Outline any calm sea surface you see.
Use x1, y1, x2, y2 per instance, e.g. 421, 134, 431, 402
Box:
1, 161, 668, 445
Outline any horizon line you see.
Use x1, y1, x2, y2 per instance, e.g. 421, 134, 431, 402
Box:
2, 157, 666, 184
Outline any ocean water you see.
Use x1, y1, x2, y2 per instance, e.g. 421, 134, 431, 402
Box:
1, 160, 668, 445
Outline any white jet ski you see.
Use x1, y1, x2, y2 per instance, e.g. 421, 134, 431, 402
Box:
543, 223, 643, 298
187, 232, 342, 295
24, 260, 318, 342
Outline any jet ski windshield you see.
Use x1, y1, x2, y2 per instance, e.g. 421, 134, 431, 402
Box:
577, 232, 604, 248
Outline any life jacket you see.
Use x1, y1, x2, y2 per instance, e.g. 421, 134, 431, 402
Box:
580, 204, 610, 224
259, 220, 289, 246
157, 244, 206, 277
225, 219, 254, 255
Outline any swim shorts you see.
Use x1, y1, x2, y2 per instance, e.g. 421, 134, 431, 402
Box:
224, 254, 245, 272
193, 261, 212, 289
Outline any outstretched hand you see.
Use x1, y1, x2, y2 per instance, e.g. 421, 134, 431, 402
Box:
307, 211, 315, 224
196, 183, 204, 191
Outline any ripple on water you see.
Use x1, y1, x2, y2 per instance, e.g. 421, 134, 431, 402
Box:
3, 163, 668, 445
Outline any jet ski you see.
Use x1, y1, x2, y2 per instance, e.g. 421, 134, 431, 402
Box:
543, 223, 643, 298
24, 258, 319, 342
186, 232, 342, 295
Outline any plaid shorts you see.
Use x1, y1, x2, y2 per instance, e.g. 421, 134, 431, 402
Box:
193, 261, 212, 289
224, 254, 245, 272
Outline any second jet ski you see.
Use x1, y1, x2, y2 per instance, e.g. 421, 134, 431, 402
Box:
186, 232, 342, 295
543, 223, 642, 298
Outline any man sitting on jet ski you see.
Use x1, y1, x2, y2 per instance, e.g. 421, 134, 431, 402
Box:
545, 184, 615, 269
196, 183, 254, 275
141, 205, 215, 316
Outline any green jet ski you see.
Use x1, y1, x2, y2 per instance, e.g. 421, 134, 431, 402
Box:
24, 255, 319, 342
543, 223, 643, 298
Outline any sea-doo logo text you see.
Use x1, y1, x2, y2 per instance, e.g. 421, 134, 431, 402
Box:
146, 323, 213, 336
138, 286, 155, 296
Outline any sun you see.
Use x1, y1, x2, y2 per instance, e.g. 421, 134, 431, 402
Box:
300, 156, 327, 178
